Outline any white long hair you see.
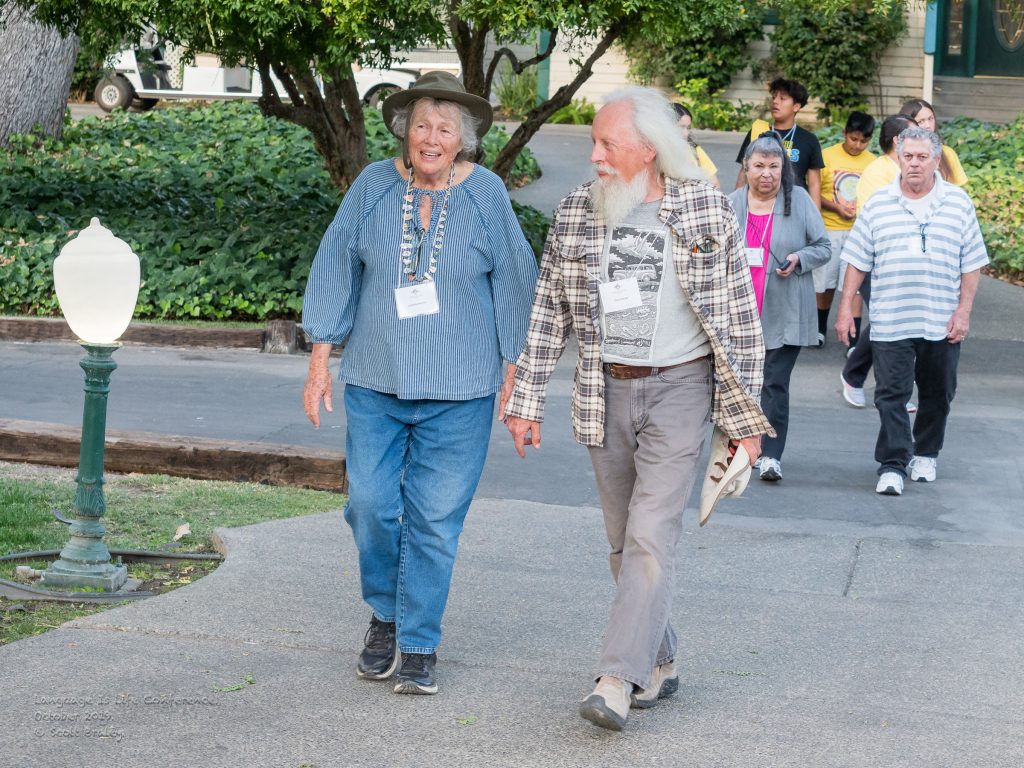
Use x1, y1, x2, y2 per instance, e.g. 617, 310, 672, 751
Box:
603, 87, 707, 183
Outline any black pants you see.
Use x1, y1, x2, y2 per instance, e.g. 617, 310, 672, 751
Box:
842, 273, 872, 387
761, 344, 802, 461
872, 338, 960, 476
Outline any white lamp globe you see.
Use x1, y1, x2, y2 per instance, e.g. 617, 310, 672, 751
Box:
53, 218, 140, 344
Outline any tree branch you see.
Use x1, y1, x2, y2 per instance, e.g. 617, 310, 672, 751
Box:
491, 22, 625, 182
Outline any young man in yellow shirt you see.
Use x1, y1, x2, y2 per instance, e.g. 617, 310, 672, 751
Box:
814, 111, 876, 346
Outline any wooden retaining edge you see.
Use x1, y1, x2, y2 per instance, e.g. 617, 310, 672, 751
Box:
0, 317, 313, 352
0, 419, 346, 494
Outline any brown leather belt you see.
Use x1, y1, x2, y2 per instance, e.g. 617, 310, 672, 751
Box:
604, 361, 692, 380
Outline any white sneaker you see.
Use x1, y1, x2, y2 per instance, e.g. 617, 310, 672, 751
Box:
875, 472, 904, 495
906, 401, 918, 413
580, 676, 631, 731
815, 332, 825, 348
630, 661, 679, 709
759, 457, 782, 482
841, 373, 866, 408
908, 456, 937, 482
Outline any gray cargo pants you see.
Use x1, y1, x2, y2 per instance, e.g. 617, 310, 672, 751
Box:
587, 356, 712, 691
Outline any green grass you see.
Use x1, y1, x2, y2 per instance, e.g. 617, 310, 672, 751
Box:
0, 602, 98, 645
0, 463, 343, 645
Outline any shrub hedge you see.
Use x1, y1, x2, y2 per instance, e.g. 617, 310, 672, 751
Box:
0, 102, 545, 322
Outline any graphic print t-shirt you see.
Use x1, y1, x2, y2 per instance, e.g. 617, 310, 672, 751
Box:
599, 201, 711, 365
820, 142, 875, 230
736, 121, 825, 190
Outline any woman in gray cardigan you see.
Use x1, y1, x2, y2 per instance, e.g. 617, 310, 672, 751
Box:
729, 135, 830, 482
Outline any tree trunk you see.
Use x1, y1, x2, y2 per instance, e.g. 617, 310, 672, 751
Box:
449, 10, 491, 99
0, 4, 80, 147
256, 57, 368, 192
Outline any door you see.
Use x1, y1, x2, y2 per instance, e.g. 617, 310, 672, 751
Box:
937, 0, 972, 76
976, 0, 1024, 75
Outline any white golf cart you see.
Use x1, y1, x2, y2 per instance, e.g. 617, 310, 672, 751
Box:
94, 42, 418, 112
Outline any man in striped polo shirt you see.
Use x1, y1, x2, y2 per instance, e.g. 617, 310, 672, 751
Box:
835, 127, 988, 496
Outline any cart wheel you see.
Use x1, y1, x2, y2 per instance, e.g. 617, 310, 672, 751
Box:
94, 76, 134, 112
365, 84, 400, 108
130, 97, 159, 112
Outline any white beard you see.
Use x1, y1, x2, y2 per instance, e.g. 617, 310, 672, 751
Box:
590, 167, 651, 227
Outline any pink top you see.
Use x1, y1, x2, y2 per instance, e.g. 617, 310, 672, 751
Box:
745, 213, 773, 316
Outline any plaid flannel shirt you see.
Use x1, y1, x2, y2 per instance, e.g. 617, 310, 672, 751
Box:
503, 177, 773, 447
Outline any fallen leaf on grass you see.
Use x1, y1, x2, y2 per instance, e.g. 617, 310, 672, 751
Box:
173, 523, 192, 541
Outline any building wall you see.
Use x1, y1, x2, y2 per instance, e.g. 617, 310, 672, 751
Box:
547, 5, 928, 121
547, 43, 634, 105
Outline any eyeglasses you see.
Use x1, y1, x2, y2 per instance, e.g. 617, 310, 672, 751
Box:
919, 223, 927, 253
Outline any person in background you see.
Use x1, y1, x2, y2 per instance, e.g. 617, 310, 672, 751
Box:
734, 77, 824, 209
301, 72, 538, 696
671, 103, 720, 187
898, 99, 969, 187
840, 115, 916, 410
836, 127, 986, 496
729, 135, 830, 483
813, 111, 876, 347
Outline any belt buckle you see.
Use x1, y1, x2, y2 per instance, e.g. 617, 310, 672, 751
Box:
607, 363, 629, 379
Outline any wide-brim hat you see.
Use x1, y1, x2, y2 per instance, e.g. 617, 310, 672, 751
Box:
698, 427, 752, 526
382, 71, 493, 141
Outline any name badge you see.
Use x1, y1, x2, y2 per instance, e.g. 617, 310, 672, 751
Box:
745, 246, 765, 267
394, 281, 440, 319
598, 277, 642, 313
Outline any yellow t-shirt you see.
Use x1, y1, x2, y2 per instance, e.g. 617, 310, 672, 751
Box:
820, 143, 876, 230
694, 145, 717, 176
856, 155, 900, 213
942, 145, 968, 186
750, 119, 771, 141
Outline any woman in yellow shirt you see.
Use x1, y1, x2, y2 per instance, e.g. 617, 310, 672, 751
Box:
672, 103, 720, 188
898, 99, 968, 186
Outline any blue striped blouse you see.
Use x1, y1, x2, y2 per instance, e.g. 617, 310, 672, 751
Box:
302, 160, 538, 400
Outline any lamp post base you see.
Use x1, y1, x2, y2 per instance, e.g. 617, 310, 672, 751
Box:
40, 342, 127, 592
40, 560, 128, 592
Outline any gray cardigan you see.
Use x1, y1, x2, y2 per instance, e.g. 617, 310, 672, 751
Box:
728, 186, 830, 349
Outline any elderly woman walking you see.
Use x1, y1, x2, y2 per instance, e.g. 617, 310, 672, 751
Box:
729, 134, 830, 482
301, 72, 538, 695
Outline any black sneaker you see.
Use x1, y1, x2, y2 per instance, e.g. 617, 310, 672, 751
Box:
356, 615, 398, 680
393, 652, 438, 695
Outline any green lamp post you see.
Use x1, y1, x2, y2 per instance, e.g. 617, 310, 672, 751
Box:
40, 218, 140, 592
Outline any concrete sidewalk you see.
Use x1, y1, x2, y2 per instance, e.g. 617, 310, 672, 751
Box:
2, 122, 1023, 766
2, 499, 1022, 766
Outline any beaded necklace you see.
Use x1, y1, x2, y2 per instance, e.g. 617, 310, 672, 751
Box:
400, 163, 455, 282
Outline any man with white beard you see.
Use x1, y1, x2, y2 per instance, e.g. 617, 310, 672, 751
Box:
502, 88, 772, 731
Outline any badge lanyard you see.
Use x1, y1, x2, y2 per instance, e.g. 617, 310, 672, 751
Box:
395, 165, 454, 319
744, 212, 773, 268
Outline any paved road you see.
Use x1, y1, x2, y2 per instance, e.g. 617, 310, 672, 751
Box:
2, 119, 1023, 767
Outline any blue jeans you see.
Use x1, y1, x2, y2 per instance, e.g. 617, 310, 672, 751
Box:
343, 385, 494, 654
